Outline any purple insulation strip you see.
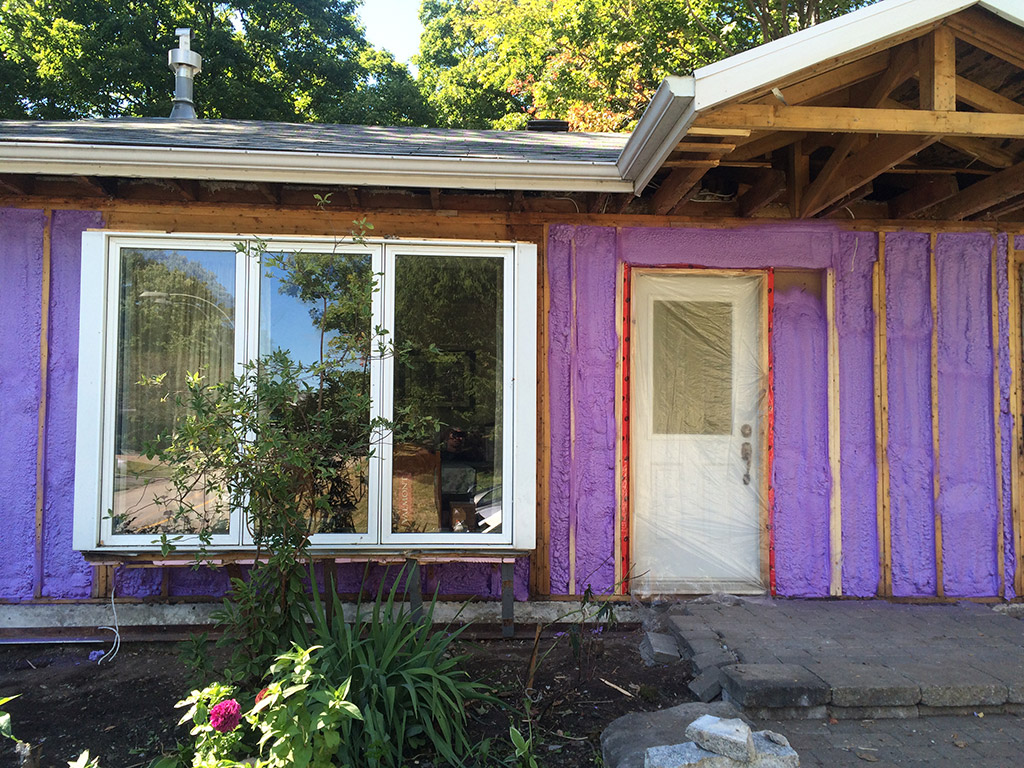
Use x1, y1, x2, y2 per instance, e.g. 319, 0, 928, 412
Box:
772, 287, 830, 596
936, 233, 999, 596
43, 210, 105, 598
1004, 236, 1017, 598
884, 232, 937, 596
834, 232, 879, 596
0, 208, 46, 601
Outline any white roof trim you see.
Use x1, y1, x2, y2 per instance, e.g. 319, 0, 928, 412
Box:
624, 0, 1024, 192
617, 77, 696, 196
0, 142, 633, 193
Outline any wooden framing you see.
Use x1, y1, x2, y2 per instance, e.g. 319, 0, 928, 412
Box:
764, 270, 776, 595
992, 237, 1006, 596
873, 233, 893, 597
827, 269, 843, 597
33, 209, 52, 600
617, 263, 633, 595
568, 238, 578, 596
532, 225, 552, 597
930, 233, 945, 597
1009, 237, 1024, 596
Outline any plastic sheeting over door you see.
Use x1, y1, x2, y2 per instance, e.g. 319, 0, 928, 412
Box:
631, 272, 767, 594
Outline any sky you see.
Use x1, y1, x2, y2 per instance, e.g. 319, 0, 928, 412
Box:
359, 0, 425, 65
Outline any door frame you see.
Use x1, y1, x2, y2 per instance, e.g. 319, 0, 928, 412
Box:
616, 265, 775, 595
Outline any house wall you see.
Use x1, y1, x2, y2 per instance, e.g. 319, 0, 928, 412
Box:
0, 205, 528, 605
547, 224, 1015, 599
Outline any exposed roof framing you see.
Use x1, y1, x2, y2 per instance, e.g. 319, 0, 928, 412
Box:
625, 0, 1024, 221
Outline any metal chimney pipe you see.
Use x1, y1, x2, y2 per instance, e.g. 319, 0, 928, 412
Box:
168, 28, 202, 119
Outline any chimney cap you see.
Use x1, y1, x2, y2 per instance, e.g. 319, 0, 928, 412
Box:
168, 28, 202, 73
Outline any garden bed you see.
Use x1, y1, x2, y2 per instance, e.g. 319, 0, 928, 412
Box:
0, 626, 695, 766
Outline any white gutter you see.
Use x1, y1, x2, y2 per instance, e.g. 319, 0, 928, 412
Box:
0, 142, 633, 193
616, 76, 697, 195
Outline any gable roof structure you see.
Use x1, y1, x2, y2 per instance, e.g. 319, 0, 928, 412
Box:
621, 0, 1024, 221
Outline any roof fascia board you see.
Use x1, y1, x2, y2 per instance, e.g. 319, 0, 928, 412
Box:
692, 0, 978, 112
0, 143, 632, 193
616, 76, 696, 193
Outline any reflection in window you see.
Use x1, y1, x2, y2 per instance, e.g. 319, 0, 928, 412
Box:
260, 252, 372, 535
112, 249, 235, 535
391, 254, 504, 534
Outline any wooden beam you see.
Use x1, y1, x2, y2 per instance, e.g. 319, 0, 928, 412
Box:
344, 186, 360, 207
806, 134, 937, 218
874, 233, 893, 597
888, 175, 959, 218
34, 210, 52, 600
878, 97, 1018, 168
827, 268, 843, 597
738, 169, 786, 217
930, 159, 1024, 220
946, 7, 1024, 73
650, 166, 715, 215
919, 27, 957, 112
695, 103, 1024, 139
661, 158, 722, 169
819, 182, 873, 218
685, 127, 751, 138
590, 192, 610, 214
749, 50, 891, 107
930, 233, 944, 597
800, 45, 919, 217
729, 132, 808, 163
970, 192, 1024, 221
955, 76, 1024, 115
429, 187, 441, 210
673, 141, 737, 154
788, 140, 810, 218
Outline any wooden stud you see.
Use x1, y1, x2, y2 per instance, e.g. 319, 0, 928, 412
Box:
930, 233, 944, 597
873, 233, 893, 597
695, 103, 1024, 139
1009, 236, 1024, 596
827, 269, 843, 596
788, 140, 809, 218
764, 270, 776, 594
429, 188, 442, 210
685, 127, 752, 138
992, 237, 1006, 596
919, 27, 957, 112
661, 159, 722, 169
568, 237, 577, 596
533, 226, 552, 597
673, 142, 737, 154
33, 210, 52, 600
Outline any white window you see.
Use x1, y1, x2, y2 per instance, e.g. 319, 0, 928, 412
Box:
73, 232, 536, 552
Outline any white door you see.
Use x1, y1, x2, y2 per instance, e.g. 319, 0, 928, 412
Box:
631, 272, 764, 594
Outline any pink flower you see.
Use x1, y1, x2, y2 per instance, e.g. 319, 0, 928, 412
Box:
209, 698, 241, 732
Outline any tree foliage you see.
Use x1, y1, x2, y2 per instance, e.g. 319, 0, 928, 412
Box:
0, 0, 432, 123
416, 0, 879, 132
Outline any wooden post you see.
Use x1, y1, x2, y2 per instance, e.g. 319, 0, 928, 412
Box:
533, 227, 552, 597
568, 238, 577, 596
992, 237, 1006, 597
827, 269, 843, 597
33, 209, 53, 600
873, 233, 893, 597
931, 233, 944, 597
1009, 237, 1024, 596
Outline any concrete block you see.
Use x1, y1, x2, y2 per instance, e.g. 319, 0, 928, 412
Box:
692, 648, 739, 673
739, 704, 828, 721
684, 636, 727, 657
887, 663, 1007, 707
641, 631, 682, 666
644, 734, 799, 768
720, 663, 829, 708
689, 668, 725, 702
808, 662, 920, 707
685, 715, 754, 761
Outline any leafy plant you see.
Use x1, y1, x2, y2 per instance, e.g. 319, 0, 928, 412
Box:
295, 566, 495, 767
0, 694, 18, 743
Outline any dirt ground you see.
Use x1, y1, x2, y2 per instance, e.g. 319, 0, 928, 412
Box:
0, 626, 695, 767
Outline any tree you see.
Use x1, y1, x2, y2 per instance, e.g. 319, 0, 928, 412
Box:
0, 0, 433, 124
416, 0, 878, 132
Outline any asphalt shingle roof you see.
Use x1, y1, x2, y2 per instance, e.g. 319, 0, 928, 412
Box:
0, 119, 627, 164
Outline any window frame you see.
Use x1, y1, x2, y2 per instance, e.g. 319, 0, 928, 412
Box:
73, 231, 536, 554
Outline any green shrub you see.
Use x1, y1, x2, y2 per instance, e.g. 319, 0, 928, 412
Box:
296, 568, 495, 767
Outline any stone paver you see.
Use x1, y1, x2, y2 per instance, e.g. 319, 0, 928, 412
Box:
668, 600, 1024, 718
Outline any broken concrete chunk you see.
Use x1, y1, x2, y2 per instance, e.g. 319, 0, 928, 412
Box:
644, 742, 733, 768
685, 715, 755, 762
641, 631, 682, 665
759, 730, 790, 748
689, 667, 725, 702
751, 731, 800, 766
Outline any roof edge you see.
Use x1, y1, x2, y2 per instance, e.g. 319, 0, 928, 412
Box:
617, 76, 696, 193
0, 142, 633, 193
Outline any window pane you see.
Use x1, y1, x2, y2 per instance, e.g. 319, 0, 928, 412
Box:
260, 251, 372, 535
392, 254, 504, 535
653, 300, 732, 434
112, 248, 236, 536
